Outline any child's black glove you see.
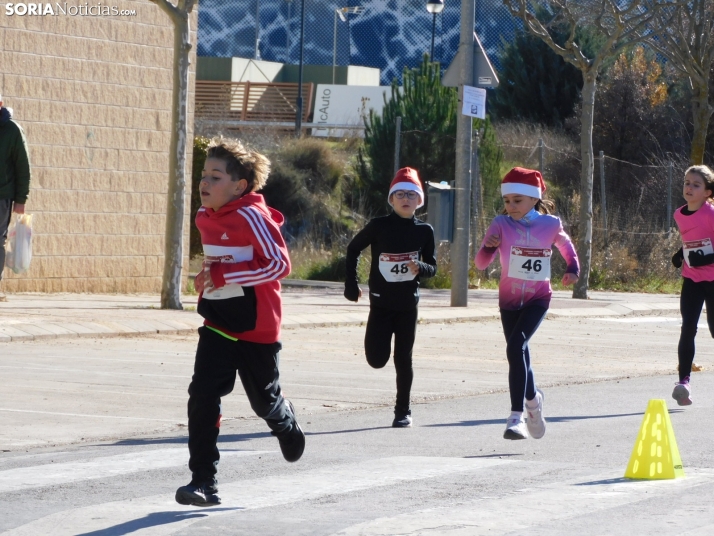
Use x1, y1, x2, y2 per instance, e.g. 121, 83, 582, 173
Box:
672, 247, 684, 268
344, 283, 360, 302
688, 249, 714, 267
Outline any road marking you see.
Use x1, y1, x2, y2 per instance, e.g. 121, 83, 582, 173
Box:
0, 408, 179, 423
594, 317, 681, 323
0, 364, 188, 379
330, 469, 714, 535
0, 448, 269, 493
4, 456, 514, 536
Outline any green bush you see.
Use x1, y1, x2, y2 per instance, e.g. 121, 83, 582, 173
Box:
190, 136, 210, 259
262, 138, 347, 245
190, 136, 351, 254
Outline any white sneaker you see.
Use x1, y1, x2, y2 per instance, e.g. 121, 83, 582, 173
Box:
525, 389, 546, 439
672, 382, 692, 406
503, 413, 528, 440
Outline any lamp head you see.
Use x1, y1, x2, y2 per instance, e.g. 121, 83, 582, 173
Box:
337, 6, 364, 21
426, 0, 444, 14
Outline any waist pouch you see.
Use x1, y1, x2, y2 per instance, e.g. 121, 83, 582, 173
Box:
197, 286, 257, 333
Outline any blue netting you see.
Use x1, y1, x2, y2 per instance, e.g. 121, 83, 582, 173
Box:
197, 0, 519, 85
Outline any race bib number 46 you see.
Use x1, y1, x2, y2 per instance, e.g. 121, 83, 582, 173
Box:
379, 252, 418, 282
684, 238, 714, 267
508, 247, 552, 281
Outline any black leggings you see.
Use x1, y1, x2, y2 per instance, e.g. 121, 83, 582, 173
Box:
187, 327, 294, 485
500, 304, 548, 412
678, 277, 714, 381
364, 306, 418, 412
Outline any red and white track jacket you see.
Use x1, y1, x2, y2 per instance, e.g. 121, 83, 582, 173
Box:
196, 193, 291, 344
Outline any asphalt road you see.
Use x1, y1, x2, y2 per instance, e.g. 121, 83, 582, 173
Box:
2, 315, 714, 535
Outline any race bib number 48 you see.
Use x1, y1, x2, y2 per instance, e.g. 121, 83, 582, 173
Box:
379, 252, 418, 282
684, 238, 714, 267
508, 246, 552, 281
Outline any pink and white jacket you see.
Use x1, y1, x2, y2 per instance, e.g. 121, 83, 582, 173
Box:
674, 202, 714, 283
475, 209, 579, 310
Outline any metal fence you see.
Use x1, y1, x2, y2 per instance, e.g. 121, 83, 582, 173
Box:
197, 0, 519, 85
474, 138, 688, 285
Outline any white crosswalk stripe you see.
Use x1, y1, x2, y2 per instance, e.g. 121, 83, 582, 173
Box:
3, 456, 514, 536
330, 469, 714, 535
0, 448, 270, 493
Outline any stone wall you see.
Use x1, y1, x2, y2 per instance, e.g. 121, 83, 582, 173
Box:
0, 1, 196, 293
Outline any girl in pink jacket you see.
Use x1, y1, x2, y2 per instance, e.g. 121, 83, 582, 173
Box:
475, 168, 579, 440
671, 165, 714, 406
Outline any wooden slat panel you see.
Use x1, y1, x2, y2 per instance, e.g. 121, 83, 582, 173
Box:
195, 81, 313, 124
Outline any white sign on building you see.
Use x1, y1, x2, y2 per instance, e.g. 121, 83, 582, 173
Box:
312, 85, 393, 138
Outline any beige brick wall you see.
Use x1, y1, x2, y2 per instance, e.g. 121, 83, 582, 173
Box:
0, 1, 197, 293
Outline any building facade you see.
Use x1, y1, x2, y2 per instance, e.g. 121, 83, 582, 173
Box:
1, 0, 196, 292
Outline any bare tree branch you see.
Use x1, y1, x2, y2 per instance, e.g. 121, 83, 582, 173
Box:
503, 0, 678, 298
643, 0, 714, 163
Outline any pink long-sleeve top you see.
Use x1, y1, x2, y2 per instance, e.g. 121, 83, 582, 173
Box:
674, 201, 714, 283
475, 209, 579, 310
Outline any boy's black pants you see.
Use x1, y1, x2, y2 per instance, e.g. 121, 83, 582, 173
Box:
678, 277, 714, 381
364, 305, 418, 412
500, 304, 548, 412
187, 326, 293, 486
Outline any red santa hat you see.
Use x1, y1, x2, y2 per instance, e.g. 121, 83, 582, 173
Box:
388, 167, 425, 208
501, 167, 546, 199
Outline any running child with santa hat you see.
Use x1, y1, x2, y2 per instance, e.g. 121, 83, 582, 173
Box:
344, 167, 437, 428
475, 167, 579, 440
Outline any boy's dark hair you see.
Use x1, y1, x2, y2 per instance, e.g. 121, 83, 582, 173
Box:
206, 136, 271, 192
500, 198, 554, 216
685, 165, 714, 198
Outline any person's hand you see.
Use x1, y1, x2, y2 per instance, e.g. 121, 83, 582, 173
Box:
407, 260, 420, 275
484, 234, 501, 248
688, 250, 714, 267
12, 203, 24, 214
195, 266, 214, 295
344, 284, 362, 302
672, 247, 684, 269
561, 272, 578, 286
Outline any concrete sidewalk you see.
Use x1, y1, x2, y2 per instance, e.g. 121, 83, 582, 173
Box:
0, 280, 683, 342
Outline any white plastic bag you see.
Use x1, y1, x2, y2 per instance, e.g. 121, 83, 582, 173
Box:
5, 214, 33, 274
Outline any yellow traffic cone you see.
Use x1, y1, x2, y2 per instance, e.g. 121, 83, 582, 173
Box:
625, 399, 684, 480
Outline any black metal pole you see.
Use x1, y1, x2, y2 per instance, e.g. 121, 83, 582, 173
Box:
430, 12, 436, 60
295, 0, 305, 137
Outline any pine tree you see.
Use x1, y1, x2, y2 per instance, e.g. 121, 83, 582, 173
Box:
490, 30, 582, 126
357, 57, 458, 215
357, 55, 501, 216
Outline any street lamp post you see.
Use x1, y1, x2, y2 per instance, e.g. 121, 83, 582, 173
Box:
285, 0, 292, 63
333, 7, 364, 84
426, 0, 445, 61
255, 0, 261, 60
295, 0, 305, 137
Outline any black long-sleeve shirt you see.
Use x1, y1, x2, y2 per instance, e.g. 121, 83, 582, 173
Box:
345, 211, 437, 310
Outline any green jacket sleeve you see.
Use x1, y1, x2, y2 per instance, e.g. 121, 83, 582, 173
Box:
11, 122, 31, 204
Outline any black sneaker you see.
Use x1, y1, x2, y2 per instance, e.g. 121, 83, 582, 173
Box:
392, 408, 412, 428
175, 482, 221, 507
272, 399, 305, 462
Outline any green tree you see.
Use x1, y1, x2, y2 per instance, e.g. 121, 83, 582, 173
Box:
491, 31, 583, 126
357, 56, 458, 215
357, 56, 503, 219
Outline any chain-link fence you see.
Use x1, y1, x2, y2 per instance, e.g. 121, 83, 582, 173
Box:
197, 0, 519, 85
474, 136, 688, 287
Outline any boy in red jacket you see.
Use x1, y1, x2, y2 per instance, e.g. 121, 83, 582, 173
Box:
176, 137, 305, 508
